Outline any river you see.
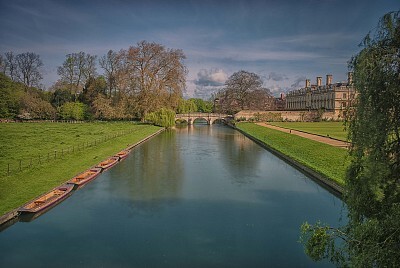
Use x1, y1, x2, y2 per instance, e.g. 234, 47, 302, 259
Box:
0, 124, 345, 267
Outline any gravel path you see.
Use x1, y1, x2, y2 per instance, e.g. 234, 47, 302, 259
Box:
256, 123, 350, 149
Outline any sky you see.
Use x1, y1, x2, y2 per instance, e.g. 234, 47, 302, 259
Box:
0, 0, 399, 98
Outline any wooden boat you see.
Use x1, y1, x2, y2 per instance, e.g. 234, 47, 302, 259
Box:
18, 184, 74, 214
67, 167, 102, 187
96, 156, 119, 171
115, 149, 130, 160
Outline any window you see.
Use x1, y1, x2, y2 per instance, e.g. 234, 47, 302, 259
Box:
343, 93, 347, 99
342, 102, 347, 108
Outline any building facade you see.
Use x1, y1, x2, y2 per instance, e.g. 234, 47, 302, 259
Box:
285, 73, 356, 117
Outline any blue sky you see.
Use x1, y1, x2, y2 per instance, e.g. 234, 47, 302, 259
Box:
0, 0, 398, 98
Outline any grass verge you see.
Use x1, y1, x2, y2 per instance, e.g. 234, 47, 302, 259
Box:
269, 121, 348, 141
0, 122, 161, 215
236, 122, 349, 187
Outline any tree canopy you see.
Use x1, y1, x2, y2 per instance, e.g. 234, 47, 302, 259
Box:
301, 10, 400, 267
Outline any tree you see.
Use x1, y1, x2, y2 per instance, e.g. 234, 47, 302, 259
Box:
300, 11, 400, 267
57, 52, 97, 98
0, 54, 5, 74
99, 50, 124, 98
59, 102, 87, 120
218, 70, 272, 114
177, 98, 197, 113
15, 52, 43, 88
4, 51, 17, 81
126, 41, 187, 118
144, 108, 176, 128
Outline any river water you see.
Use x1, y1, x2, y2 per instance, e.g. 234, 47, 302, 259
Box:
0, 124, 345, 267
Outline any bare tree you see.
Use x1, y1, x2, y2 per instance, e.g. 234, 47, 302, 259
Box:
15, 52, 43, 88
99, 50, 123, 97
125, 41, 187, 117
4, 51, 17, 81
219, 70, 272, 113
57, 52, 97, 98
0, 54, 5, 74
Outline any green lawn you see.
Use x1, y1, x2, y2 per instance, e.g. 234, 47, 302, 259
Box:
269, 121, 348, 141
0, 122, 161, 215
237, 123, 350, 186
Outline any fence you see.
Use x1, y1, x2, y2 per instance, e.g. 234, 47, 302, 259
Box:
3, 128, 137, 177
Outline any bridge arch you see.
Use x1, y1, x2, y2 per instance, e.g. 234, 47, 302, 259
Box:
175, 113, 229, 125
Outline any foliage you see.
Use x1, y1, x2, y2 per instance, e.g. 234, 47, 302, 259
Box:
144, 108, 176, 128
300, 11, 400, 267
19, 90, 56, 119
177, 98, 197, 113
0, 73, 23, 118
191, 98, 213, 113
0, 122, 161, 215
59, 101, 88, 120
237, 122, 349, 186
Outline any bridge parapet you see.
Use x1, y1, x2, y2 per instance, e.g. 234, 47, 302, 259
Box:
175, 113, 230, 125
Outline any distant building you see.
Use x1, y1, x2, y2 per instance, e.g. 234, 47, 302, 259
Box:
285, 73, 356, 117
274, 93, 286, 111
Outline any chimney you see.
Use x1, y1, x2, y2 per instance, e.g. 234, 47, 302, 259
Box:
347, 72, 353, 85
317, 76, 322, 87
326, 74, 332, 86
305, 79, 311, 88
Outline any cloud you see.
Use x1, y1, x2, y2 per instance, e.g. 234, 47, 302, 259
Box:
290, 76, 307, 89
267, 72, 288, 82
194, 68, 228, 87
191, 68, 228, 99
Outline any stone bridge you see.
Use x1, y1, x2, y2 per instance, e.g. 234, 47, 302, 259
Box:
175, 113, 231, 125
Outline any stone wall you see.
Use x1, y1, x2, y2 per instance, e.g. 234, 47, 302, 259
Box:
234, 110, 342, 122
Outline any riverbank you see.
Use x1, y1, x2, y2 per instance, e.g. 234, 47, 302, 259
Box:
235, 122, 348, 195
0, 123, 162, 217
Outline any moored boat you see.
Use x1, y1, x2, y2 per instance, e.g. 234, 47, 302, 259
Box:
96, 156, 119, 171
18, 184, 74, 214
115, 149, 130, 160
67, 167, 102, 187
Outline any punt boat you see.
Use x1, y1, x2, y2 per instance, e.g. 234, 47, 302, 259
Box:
67, 167, 102, 187
115, 150, 130, 160
18, 184, 74, 214
96, 156, 119, 171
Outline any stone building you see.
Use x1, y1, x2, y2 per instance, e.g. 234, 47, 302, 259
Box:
285, 73, 356, 117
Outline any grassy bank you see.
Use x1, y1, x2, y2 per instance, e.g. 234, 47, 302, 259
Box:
0, 122, 161, 215
237, 123, 349, 186
269, 122, 347, 141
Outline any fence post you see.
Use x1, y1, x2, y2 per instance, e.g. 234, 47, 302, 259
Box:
54, 151, 57, 159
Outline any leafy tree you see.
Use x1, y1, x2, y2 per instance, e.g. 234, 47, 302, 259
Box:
59, 102, 87, 120
177, 98, 197, 113
300, 11, 400, 267
19, 91, 56, 119
190, 98, 213, 113
144, 108, 175, 128
0, 72, 23, 118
